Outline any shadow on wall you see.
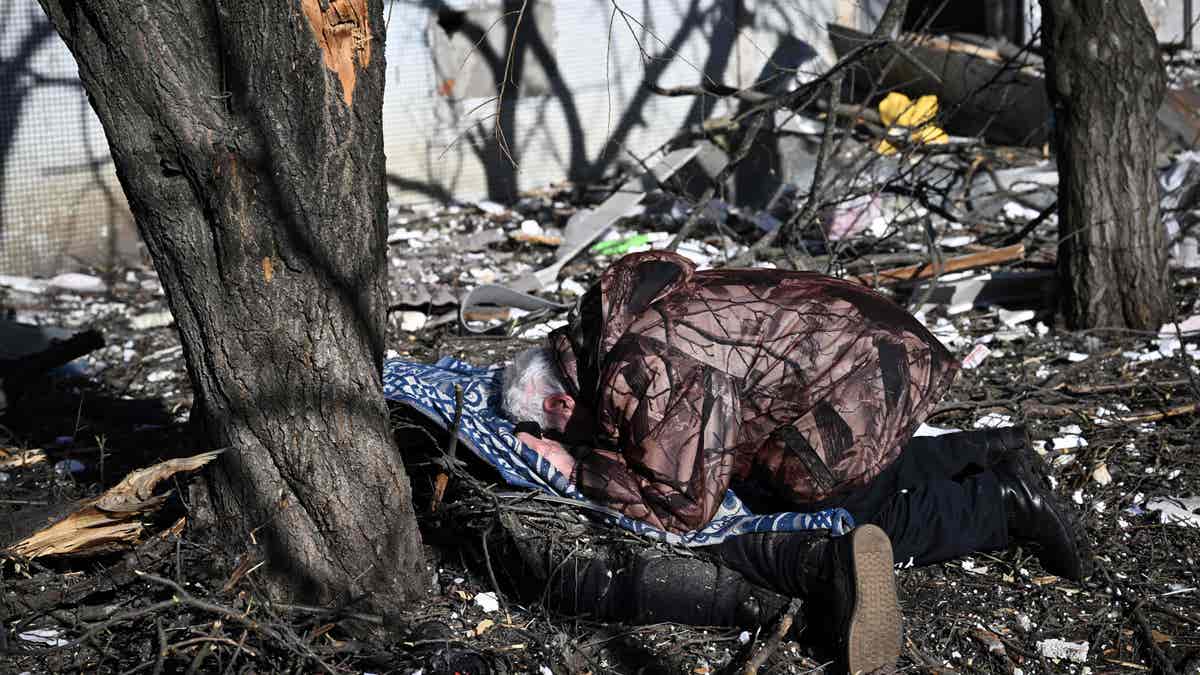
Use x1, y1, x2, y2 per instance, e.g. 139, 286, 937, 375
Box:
0, 3, 134, 275
398, 0, 823, 204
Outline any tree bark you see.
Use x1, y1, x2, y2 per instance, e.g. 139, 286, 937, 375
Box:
36, 0, 426, 611
1039, 0, 1170, 329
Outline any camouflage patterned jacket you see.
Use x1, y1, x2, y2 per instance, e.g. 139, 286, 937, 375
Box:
547, 251, 958, 534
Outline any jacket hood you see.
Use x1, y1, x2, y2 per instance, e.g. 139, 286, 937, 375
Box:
548, 251, 696, 398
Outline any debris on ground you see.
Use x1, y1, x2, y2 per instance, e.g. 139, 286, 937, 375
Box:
3, 19, 1200, 675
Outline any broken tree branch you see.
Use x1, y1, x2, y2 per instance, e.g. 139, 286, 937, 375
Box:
850, 244, 1026, 286
430, 384, 465, 513
741, 598, 802, 675
8, 451, 223, 559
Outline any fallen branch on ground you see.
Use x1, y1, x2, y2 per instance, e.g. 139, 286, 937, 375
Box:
850, 244, 1025, 286
741, 598, 803, 675
0, 447, 47, 469
7, 449, 223, 558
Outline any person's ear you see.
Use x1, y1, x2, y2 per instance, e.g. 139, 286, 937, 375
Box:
543, 393, 575, 415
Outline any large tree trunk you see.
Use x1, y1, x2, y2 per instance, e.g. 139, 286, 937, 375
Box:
1039, 0, 1170, 329
37, 0, 426, 611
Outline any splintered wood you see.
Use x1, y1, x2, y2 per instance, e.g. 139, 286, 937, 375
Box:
7, 450, 223, 559
300, 0, 371, 106
0, 447, 46, 469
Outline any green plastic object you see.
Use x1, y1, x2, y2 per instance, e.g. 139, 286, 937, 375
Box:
591, 233, 652, 256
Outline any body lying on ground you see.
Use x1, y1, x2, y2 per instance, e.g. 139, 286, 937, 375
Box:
497, 251, 1092, 674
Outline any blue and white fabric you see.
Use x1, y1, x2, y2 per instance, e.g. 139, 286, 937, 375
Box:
383, 356, 854, 546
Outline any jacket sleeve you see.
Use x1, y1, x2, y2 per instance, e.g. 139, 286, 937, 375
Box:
569, 342, 741, 534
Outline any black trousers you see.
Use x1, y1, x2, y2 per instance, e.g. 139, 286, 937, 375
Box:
710, 430, 1016, 599
809, 431, 1010, 568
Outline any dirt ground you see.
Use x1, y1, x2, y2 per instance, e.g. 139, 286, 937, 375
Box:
3, 187, 1200, 675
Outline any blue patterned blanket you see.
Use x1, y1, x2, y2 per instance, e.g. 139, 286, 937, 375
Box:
383, 356, 853, 546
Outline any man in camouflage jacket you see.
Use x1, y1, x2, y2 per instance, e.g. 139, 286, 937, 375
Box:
504, 251, 1090, 673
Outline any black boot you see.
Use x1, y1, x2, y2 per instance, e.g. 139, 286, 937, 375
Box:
713, 525, 902, 674
992, 451, 1093, 581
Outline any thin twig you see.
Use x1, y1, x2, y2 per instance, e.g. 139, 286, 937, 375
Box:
667, 110, 768, 252
741, 598, 802, 674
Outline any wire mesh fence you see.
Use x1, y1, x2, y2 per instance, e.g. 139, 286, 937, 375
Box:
0, 2, 138, 277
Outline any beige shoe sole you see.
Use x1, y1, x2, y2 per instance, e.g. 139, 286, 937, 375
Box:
845, 524, 902, 674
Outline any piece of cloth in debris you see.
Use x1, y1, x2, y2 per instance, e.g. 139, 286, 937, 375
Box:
382, 356, 853, 546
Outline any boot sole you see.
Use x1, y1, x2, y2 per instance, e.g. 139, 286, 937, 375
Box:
845, 524, 902, 674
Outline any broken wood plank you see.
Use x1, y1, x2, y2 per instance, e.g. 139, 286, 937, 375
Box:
851, 244, 1025, 286
0, 448, 47, 469
7, 450, 223, 559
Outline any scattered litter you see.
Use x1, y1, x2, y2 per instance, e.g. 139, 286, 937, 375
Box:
1072, 489, 1084, 505
0, 275, 49, 294
473, 591, 500, 613
18, 628, 69, 647
1036, 638, 1089, 663
914, 423, 960, 437
1162, 151, 1200, 268
468, 268, 498, 284
520, 219, 543, 236
1049, 425, 1087, 451
1066, 352, 1088, 363
399, 312, 428, 332
520, 320, 568, 340
824, 194, 888, 241
1003, 201, 1043, 221
387, 228, 420, 244
539, 666, 554, 675
973, 412, 1013, 429
737, 631, 751, 644
961, 558, 989, 574
998, 308, 1035, 327
49, 273, 106, 294
1092, 464, 1113, 486
960, 343, 991, 370
476, 200, 507, 216
1146, 496, 1200, 528
146, 370, 174, 383
940, 234, 975, 248
1052, 454, 1076, 468
129, 311, 174, 330
557, 279, 587, 297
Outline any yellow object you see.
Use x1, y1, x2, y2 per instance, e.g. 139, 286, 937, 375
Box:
879, 92, 938, 127
876, 92, 948, 155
